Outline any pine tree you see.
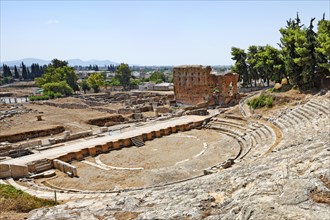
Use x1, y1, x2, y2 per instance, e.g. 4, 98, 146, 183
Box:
279, 13, 304, 87
231, 47, 249, 87
295, 18, 317, 88
315, 14, 330, 87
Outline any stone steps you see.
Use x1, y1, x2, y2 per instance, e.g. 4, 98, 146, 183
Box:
309, 100, 329, 112
294, 108, 313, 121
208, 125, 245, 137
34, 159, 53, 173
306, 102, 329, 116
303, 104, 322, 117
131, 136, 145, 147
290, 110, 305, 122
238, 135, 253, 160
272, 120, 286, 130
279, 114, 297, 128
223, 114, 247, 121
213, 118, 247, 127
210, 120, 247, 132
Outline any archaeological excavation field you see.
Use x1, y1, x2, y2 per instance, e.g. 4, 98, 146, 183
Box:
1, 80, 329, 220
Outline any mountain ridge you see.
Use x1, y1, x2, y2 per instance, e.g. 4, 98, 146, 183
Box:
0, 58, 118, 67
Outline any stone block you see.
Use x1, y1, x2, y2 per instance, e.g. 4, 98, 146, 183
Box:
0, 164, 11, 178
27, 163, 36, 173
95, 145, 103, 154
88, 147, 97, 156
100, 127, 108, 133
75, 151, 84, 160
146, 132, 154, 140
177, 125, 185, 132
142, 133, 148, 141
101, 143, 110, 153
171, 126, 177, 133
10, 164, 28, 179
112, 140, 121, 149
122, 138, 132, 147
155, 130, 162, 138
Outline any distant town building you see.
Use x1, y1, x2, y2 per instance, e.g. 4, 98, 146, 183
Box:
138, 82, 173, 91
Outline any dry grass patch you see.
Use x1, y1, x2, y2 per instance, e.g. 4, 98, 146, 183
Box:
0, 184, 57, 213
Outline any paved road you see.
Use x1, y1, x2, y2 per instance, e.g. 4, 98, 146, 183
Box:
1, 115, 208, 166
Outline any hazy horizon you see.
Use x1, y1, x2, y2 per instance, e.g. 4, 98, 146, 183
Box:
1, 1, 329, 66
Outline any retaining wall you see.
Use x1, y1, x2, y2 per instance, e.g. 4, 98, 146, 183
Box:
0, 126, 65, 143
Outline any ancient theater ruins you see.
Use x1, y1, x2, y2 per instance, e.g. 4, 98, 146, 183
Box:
173, 65, 240, 106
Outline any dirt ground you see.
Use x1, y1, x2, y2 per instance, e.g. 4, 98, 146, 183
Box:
0, 103, 115, 136
0, 81, 38, 97
40, 129, 239, 190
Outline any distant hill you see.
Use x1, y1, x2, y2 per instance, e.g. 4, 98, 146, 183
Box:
0, 58, 118, 67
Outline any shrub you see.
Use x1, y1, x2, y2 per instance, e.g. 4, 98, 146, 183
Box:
42, 81, 73, 96
247, 93, 273, 109
29, 92, 61, 101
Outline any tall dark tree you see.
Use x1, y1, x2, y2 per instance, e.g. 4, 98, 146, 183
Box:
2, 64, 12, 78
21, 62, 28, 80
295, 18, 317, 88
14, 65, 20, 79
279, 13, 304, 87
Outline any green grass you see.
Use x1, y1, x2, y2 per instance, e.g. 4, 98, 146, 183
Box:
247, 93, 273, 109
0, 184, 57, 213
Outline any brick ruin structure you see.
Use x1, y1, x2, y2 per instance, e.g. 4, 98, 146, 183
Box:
173, 65, 239, 106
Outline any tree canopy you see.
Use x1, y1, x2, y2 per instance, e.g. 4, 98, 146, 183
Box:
35, 59, 79, 95
115, 63, 131, 90
87, 72, 104, 93
231, 13, 330, 90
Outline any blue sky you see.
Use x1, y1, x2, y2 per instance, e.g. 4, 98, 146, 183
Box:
1, 0, 329, 66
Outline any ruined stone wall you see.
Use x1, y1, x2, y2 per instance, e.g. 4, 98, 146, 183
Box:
173, 65, 239, 105
0, 126, 65, 143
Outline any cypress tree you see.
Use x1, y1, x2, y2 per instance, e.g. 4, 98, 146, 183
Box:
14, 65, 19, 79
21, 62, 28, 80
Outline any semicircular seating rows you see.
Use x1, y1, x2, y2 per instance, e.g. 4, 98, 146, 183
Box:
269, 97, 329, 141
204, 114, 276, 173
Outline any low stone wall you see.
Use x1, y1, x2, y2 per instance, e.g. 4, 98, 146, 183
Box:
66, 130, 93, 141
0, 126, 65, 143
87, 115, 127, 127
0, 164, 29, 179
39, 101, 89, 109
14, 139, 42, 149
53, 159, 78, 177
